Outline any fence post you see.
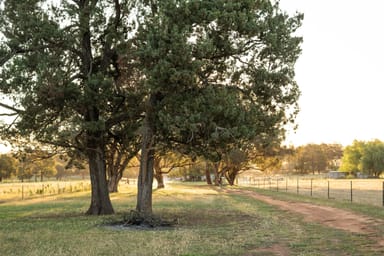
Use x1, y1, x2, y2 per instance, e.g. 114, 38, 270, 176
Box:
310, 179, 313, 197
350, 181, 353, 203
382, 181, 384, 207
327, 180, 330, 199
297, 178, 299, 194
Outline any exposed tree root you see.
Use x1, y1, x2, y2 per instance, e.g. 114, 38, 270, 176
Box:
121, 210, 177, 228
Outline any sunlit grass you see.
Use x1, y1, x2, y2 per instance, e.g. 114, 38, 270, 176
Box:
0, 183, 383, 255
0, 180, 91, 203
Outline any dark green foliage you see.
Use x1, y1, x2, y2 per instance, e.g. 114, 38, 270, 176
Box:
133, 0, 302, 213
1, 0, 303, 215
341, 140, 384, 177
134, 0, 302, 161
0, 0, 145, 214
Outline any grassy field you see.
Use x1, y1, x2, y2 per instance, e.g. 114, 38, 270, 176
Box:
0, 181, 91, 202
0, 183, 383, 256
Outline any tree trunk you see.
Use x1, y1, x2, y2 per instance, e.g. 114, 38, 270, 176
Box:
136, 117, 155, 216
213, 165, 221, 186
106, 141, 136, 193
225, 167, 238, 186
86, 142, 114, 215
153, 156, 165, 189
154, 172, 165, 189
205, 162, 212, 185
108, 171, 121, 193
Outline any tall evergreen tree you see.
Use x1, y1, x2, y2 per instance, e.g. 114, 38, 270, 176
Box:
0, 0, 143, 215
133, 0, 303, 215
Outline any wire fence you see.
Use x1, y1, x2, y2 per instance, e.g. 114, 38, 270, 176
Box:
0, 181, 92, 202
239, 177, 384, 207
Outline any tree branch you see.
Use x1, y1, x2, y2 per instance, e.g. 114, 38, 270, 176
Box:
0, 102, 24, 114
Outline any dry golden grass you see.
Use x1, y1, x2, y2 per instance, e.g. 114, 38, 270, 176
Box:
243, 178, 384, 206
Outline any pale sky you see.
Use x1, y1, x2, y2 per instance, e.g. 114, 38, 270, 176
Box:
280, 0, 384, 146
1, 1, 384, 152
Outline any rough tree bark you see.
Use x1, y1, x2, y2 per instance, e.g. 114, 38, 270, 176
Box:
108, 170, 122, 193
212, 163, 222, 186
205, 162, 212, 185
153, 156, 165, 189
136, 93, 158, 216
225, 167, 238, 186
154, 171, 165, 189
86, 137, 114, 215
136, 120, 155, 215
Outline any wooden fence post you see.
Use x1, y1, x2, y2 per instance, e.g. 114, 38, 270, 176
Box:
286, 178, 288, 192
310, 179, 313, 197
297, 178, 299, 194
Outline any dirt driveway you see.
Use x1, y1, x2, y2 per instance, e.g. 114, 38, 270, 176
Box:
228, 189, 384, 253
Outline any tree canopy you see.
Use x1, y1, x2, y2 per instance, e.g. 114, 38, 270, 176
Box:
293, 144, 342, 174
0, 0, 144, 214
133, 0, 303, 215
340, 140, 384, 177
1, 0, 303, 217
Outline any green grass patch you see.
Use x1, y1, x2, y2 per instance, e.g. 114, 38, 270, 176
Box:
0, 183, 383, 255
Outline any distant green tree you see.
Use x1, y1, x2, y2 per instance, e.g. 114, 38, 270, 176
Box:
293, 144, 342, 174
255, 146, 292, 174
13, 148, 56, 181
0, 154, 16, 182
294, 144, 327, 174
55, 164, 67, 180
360, 140, 384, 178
14, 150, 34, 182
30, 157, 56, 182
339, 140, 365, 174
321, 143, 343, 170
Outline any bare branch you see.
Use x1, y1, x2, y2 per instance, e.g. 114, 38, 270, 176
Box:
0, 102, 24, 114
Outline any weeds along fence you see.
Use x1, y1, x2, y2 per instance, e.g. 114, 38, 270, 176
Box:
239, 177, 384, 207
0, 181, 91, 202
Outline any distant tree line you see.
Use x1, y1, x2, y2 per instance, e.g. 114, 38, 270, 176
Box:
283, 143, 343, 175
163, 140, 384, 181
0, 151, 88, 182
